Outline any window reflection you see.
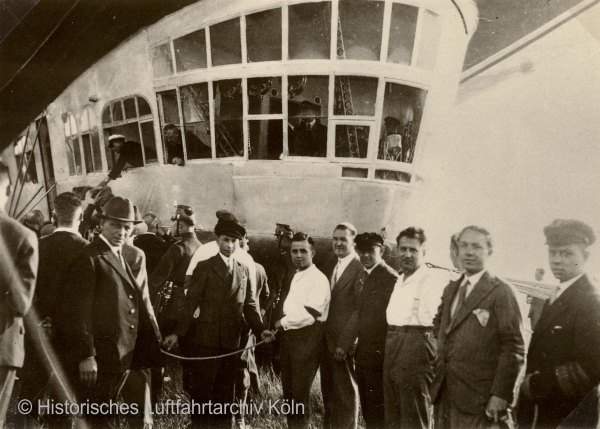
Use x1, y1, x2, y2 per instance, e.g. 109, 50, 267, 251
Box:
288, 75, 329, 157
335, 125, 369, 158
152, 43, 174, 77
387, 4, 418, 65
337, 1, 384, 61
247, 8, 282, 63
378, 82, 427, 164
334, 76, 378, 116
289, 2, 331, 60
210, 19, 242, 66
112, 101, 124, 122
375, 169, 411, 182
180, 83, 213, 160
213, 79, 244, 157
248, 77, 282, 115
249, 120, 283, 160
124, 98, 137, 120
174, 29, 207, 72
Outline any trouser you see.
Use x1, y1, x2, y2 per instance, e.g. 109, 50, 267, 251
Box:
356, 366, 385, 429
0, 367, 17, 428
120, 368, 153, 429
181, 345, 238, 429
235, 331, 260, 425
517, 389, 599, 429
383, 326, 436, 429
320, 339, 359, 429
280, 322, 323, 429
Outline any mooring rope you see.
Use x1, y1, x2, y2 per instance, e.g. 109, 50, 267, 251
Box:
160, 337, 271, 361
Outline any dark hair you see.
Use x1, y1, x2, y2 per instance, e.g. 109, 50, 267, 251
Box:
450, 232, 461, 250
334, 222, 357, 236
24, 209, 45, 227
459, 225, 494, 249
163, 124, 179, 133
292, 232, 315, 246
397, 227, 426, 245
54, 192, 82, 223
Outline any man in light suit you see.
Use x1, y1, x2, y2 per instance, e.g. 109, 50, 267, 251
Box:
518, 219, 600, 429
0, 161, 38, 427
54, 196, 163, 428
320, 223, 364, 429
431, 226, 525, 429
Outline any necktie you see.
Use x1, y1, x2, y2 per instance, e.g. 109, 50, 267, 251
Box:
228, 258, 234, 275
548, 286, 562, 305
331, 260, 341, 289
452, 280, 469, 319
117, 250, 126, 270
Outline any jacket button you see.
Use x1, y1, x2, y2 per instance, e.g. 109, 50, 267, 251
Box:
129, 295, 133, 299
130, 309, 135, 314
129, 325, 135, 329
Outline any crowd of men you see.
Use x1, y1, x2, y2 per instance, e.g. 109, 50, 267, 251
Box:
1, 158, 600, 429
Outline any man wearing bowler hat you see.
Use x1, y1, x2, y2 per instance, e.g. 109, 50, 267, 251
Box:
518, 219, 600, 429
163, 217, 275, 429
54, 196, 163, 428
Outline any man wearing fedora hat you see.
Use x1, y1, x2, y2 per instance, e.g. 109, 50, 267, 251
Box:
53, 196, 162, 428
163, 217, 275, 429
518, 219, 600, 429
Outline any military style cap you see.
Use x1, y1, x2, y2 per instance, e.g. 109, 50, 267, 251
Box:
544, 219, 596, 247
355, 232, 385, 250
384, 116, 401, 127
99, 196, 142, 224
214, 219, 246, 240
172, 204, 196, 226
275, 223, 294, 239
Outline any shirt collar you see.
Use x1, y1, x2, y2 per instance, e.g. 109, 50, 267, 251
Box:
400, 263, 428, 284
54, 227, 82, 238
366, 261, 380, 275
558, 273, 584, 292
99, 233, 122, 255
219, 252, 231, 266
463, 269, 486, 286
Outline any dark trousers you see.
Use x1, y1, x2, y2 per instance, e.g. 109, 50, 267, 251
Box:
383, 326, 436, 429
120, 368, 152, 429
518, 390, 599, 429
182, 345, 238, 429
356, 366, 385, 429
280, 322, 323, 429
235, 331, 260, 425
320, 339, 359, 429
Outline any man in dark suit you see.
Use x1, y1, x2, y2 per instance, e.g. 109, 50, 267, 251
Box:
134, 212, 169, 275
17, 192, 88, 427
0, 162, 38, 427
431, 225, 525, 429
163, 218, 275, 429
518, 219, 600, 429
54, 196, 163, 428
320, 223, 364, 429
346, 232, 398, 429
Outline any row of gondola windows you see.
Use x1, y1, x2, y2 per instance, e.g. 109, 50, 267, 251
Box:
152, 2, 441, 78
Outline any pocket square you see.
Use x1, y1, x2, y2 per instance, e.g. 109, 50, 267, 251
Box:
473, 309, 490, 327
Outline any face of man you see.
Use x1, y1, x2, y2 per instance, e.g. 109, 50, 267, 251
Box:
358, 246, 382, 270
333, 228, 355, 258
398, 237, 425, 275
101, 218, 133, 247
217, 235, 239, 258
458, 229, 492, 275
291, 240, 314, 270
112, 139, 124, 153
164, 128, 181, 147
280, 236, 293, 252
548, 244, 588, 282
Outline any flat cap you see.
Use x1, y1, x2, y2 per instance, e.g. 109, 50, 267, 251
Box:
355, 232, 385, 250
108, 134, 125, 142
544, 219, 596, 247
214, 219, 246, 240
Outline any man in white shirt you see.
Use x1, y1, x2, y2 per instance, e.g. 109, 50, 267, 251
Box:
384, 227, 451, 429
275, 232, 330, 429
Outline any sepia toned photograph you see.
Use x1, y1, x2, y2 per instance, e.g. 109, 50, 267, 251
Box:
0, 0, 599, 428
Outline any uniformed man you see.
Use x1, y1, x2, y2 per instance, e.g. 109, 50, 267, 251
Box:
518, 219, 600, 429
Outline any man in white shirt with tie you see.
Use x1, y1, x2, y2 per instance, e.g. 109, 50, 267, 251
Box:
275, 232, 330, 429
384, 227, 451, 429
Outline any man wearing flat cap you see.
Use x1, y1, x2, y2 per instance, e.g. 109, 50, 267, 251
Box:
518, 219, 600, 429
163, 217, 275, 429
54, 196, 163, 428
343, 232, 398, 429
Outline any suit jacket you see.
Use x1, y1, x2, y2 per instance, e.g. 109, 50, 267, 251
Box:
522, 274, 600, 426
0, 213, 38, 368
323, 254, 366, 354
35, 231, 89, 320
430, 271, 525, 414
346, 261, 399, 369
133, 233, 169, 277
175, 254, 265, 350
55, 237, 162, 373
255, 262, 270, 310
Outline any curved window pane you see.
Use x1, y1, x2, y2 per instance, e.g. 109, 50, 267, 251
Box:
180, 83, 213, 160
124, 97, 137, 120
213, 79, 243, 157
102, 105, 111, 124
174, 29, 207, 72
289, 2, 331, 60
247, 8, 282, 63
249, 120, 283, 160
140, 122, 158, 163
334, 76, 378, 116
82, 134, 94, 173
335, 125, 369, 158
152, 43, 174, 77
112, 101, 124, 122
138, 96, 152, 117
210, 19, 241, 66
248, 77, 282, 115
387, 4, 418, 65
378, 82, 427, 164
417, 10, 442, 70
337, 1, 384, 61
91, 132, 103, 172
288, 75, 329, 157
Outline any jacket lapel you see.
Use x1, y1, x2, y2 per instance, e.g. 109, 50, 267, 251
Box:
443, 279, 461, 333
226, 261, 245, 301
447, 272, 496, 334
332, 256, 362, 297
211, 254, 231, 280
95, 238, 136, 291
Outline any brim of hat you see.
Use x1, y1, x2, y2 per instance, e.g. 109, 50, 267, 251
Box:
99, 214, 143, 224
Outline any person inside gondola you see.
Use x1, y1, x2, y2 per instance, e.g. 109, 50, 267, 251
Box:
163, 124, 212, 165
106, 134, 144, 180
378, 116, 402, 161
